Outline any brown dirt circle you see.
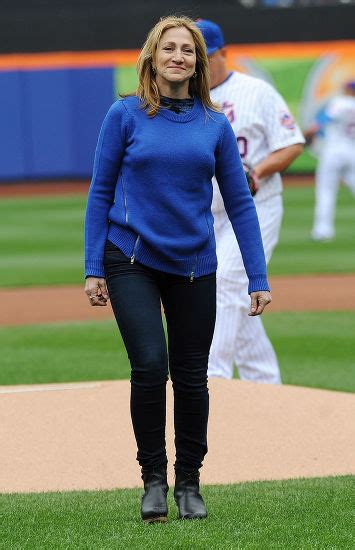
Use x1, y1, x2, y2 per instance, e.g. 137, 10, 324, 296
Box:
1, 379, 354, 494
1, 274, 355, 327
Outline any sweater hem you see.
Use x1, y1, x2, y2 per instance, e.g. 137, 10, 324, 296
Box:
107, 223, 217, 278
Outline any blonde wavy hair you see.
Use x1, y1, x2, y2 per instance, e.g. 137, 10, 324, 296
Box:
136, 15, 219, 117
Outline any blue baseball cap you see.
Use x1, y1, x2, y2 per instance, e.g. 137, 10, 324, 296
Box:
195, 19, 225, 56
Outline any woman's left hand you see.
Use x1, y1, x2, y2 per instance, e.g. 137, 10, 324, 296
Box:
249, 291, 272, 316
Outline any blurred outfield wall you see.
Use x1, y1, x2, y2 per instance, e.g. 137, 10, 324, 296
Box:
0, 40, 354, 180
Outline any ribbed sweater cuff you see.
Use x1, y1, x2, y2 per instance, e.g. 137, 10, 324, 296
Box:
85, 258, 105, 279
248, 274, 270, 294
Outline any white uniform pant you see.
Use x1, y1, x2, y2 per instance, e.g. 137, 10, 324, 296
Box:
208, 195, 283, 383
312, 144, 355, 240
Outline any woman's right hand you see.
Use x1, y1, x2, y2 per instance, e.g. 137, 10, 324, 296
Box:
85, 277, 109, 306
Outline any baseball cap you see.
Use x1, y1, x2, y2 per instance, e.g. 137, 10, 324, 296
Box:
345, 80, 355, 91
195, 19, 225, 56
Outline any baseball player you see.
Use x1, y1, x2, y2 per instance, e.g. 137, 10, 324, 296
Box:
305, 80, 355, 241
196, 19, 304, 383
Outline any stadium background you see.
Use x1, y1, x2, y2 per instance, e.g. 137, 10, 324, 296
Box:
1, 0, 355, 180
0, 1, 354, 547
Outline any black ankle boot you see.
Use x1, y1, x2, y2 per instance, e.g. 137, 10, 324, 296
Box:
141, 465, 169, 523
174, 470, 207, 520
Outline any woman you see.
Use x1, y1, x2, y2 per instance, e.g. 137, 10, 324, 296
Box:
84, 15, 271, 523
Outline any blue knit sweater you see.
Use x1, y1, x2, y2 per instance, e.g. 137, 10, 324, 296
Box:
85, 96, 269, 293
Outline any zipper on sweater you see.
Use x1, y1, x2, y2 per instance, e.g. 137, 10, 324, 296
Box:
189, 256, 198, 283
130, 236, 141, 264
121, 172, 128, 223
190, 215, 211, 283
205, 212, 211, 237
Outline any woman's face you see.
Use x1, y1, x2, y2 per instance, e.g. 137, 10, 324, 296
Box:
154, 26, 197, 88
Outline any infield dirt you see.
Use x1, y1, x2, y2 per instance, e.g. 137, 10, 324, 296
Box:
1, 379, 354, 493
2, 273, 355, 326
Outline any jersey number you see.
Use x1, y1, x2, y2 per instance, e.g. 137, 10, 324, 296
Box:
237, 136, 248, 159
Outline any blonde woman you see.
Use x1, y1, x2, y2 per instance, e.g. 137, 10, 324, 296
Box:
84, 15, 271, 523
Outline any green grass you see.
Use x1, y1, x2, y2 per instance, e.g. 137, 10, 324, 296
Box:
269, 185, 355, 275
0, 184, 354, 287
0, 320, 130, 385
0, 194, 85, 287
0, 476, 353, 549
1, 312, 354, 392
243, 312, 355, 393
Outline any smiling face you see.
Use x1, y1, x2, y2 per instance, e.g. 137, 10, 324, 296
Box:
154, 26, 197, 96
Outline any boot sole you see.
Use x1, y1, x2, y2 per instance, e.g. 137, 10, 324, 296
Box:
143, 515, 168, 523
178, 514, 207, 520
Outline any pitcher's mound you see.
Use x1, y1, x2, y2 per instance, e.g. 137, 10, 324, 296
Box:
0, 379, 354, 493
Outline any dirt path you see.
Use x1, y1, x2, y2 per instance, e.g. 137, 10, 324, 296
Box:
0, 175, 314, 198
1, 273, 355, 326
0, 181, 90, 197
0, 379, 353, 494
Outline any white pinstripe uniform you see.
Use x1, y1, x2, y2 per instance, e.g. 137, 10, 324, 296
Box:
209, 71, 304, 382
312, 94, 355, 241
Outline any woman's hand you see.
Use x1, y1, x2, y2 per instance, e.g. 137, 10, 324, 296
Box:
249, 291, 271, 316
85, 277, 109, 306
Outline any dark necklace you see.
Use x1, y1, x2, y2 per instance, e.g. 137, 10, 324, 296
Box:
160, 95, 194, 114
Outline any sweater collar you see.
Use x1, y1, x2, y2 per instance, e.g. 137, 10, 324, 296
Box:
158, 96, 202, 123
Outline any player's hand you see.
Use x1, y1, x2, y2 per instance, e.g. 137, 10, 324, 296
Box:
85, 277, 109, 306
249, 291, 271, 316
303, 123, 320, 147
243, 162, 259, 196
303, 130, 315, 147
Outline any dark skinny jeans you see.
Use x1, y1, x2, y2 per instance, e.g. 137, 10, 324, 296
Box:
104, 240, 216, 472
